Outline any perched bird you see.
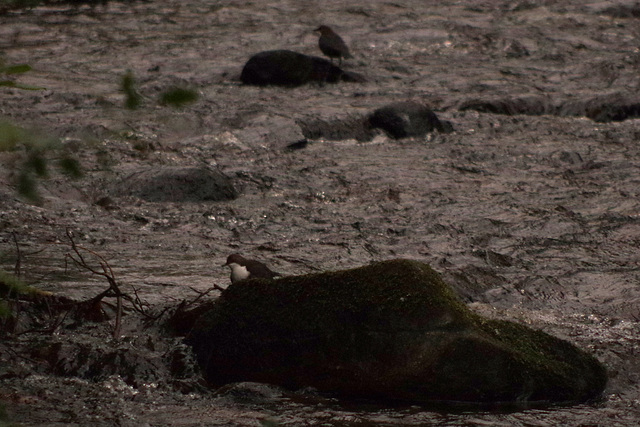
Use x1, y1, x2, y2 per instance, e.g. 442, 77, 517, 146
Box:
314, 25, 352, 65
224, 253, 280, 283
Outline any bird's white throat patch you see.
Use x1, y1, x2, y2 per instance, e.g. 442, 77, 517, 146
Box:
228, 262, 250, 283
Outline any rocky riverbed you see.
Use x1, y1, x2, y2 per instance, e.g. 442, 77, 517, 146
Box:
2, 0, 640, 425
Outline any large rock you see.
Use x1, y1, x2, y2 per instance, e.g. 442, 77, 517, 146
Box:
185, 260, 606, 406
240, 50, 365, 87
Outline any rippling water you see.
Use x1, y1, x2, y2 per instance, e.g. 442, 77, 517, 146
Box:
3, 0, 640, 424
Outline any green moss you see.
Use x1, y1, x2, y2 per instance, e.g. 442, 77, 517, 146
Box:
212, 260, 475, 354
121, 70, 141, 110
475, 317, 607, 400
1, 269, 42, 321
0, 59, 44, 90
0, 119, 25, 151
0, 0, 41, 12
25, 151, 48, 177
0, 300, 9, 319
57, 156, 83, 178
159, 87, 199, 107
16, 170, 40, 202
0, 269, 47, 299
0, 118, 84, 202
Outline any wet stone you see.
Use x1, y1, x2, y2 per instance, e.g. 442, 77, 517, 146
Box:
368, 102, 453, 139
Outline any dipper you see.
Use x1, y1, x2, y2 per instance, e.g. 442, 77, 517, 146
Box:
224, 253, 280, 283
314, 25, 352, 65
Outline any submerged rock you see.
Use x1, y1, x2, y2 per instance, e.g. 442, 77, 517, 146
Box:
185, 259, 606, 406
240, 50, 365, 87
116, 166, 238, 203
458, 96, 552, 116
297, 115, 377, 142
369, 102, 453, 139
558, 93, 640, 123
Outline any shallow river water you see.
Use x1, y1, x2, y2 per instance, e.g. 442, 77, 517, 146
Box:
2, 0, 640, 425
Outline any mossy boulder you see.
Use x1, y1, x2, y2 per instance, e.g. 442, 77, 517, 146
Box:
185, 259, 606, 406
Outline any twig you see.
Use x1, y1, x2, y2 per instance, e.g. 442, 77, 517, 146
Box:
186, 284, 224, 306
0, 341, 38, 365
131, 286, 147, 312
129, 285, 170, 320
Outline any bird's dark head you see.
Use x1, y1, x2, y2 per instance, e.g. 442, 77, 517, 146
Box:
314, 25, 333, 35
225, 253, 246, 266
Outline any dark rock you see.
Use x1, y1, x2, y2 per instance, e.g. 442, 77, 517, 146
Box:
503, 39, 529, 58
368, 102, 452, 139
240, 50, 365, 87
459, 94, 640, 123
599, 4, 640, 18
184, 259, 607, 406
168, 299, 218, 337
340, 70, 367, 83
557, 93, 640, 123
439, 119, 455, 133
557, 151, 584, 165
116, 166, 238, 203
458, 96, 552, 116
94, 196, 118, 210
286, 139, 309, 150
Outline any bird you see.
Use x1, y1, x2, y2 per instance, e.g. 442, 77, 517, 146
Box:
314, 25, 352, 66
224, 253, 281, 283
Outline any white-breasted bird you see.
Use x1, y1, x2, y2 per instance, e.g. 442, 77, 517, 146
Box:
224, 253, 281, 283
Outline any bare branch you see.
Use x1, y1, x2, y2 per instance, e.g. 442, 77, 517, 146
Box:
64, 229, 124, 339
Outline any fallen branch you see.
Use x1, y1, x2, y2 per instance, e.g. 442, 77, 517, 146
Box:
64, 229, 124, 338
5, 231, 223, 339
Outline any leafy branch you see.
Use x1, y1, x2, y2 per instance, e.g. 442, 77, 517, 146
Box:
0, 119, 83, 203
120, 69, 199, 110
0, 61, 44, 91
